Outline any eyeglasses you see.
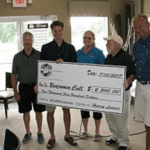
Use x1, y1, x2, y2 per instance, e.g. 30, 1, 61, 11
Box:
83, 37, 92, 40
133, 23, 148, 30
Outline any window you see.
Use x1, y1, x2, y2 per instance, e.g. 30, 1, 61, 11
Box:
0, 15, 57, 90
70, 17, 108, 56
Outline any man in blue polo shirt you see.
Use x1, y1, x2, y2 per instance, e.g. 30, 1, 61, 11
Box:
132, 14, 150, 150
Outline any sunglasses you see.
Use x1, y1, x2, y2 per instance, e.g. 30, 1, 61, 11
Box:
83, 37, 92, 40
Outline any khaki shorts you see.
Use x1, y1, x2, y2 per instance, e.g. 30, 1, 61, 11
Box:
134, 81, 150, 126
46, 105, 56, 112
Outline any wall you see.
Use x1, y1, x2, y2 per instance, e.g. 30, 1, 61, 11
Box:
0, 0, 142, 43
143, 0, 150, 16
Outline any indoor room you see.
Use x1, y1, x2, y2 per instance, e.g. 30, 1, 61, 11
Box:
0, 0, 149, 150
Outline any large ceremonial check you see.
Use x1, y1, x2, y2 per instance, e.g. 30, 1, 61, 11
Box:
37, 60, 126, 114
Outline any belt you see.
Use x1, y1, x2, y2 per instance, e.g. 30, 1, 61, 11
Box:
138, 81, 150, 85
20, 83, 36, 86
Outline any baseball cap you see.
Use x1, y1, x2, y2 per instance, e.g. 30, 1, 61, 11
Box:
103, 34, 123, 47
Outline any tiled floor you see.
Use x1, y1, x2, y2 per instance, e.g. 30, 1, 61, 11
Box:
0, 101, 146, 150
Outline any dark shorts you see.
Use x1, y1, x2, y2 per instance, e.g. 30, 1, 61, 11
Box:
81, 110, 102, 120
18, 83, 45, 113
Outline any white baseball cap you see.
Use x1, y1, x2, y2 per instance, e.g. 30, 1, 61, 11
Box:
103, 34, 123, 47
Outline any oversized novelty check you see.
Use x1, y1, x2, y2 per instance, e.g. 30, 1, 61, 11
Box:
37, 61, 126, 114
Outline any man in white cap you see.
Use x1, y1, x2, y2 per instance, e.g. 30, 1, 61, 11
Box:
103, 34, 136, 150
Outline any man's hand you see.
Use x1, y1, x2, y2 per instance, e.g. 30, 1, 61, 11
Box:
56, 59, 64, 63
14, 92, 21, 101
123, 80, 129, 89
34, 84, 38, 94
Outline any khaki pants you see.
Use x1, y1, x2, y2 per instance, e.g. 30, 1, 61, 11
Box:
105, 90, 131, 147
134, 81, 150, 126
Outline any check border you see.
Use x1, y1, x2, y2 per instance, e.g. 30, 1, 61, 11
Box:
37, 60, 126, 114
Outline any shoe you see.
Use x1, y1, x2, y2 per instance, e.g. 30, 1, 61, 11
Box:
47, 139, 55, 149
117, 146, 129, 150
93, 134, 101, 142
106, 138, 117, 145
80, 132, 87, 139
64, 137, 77, 146
37, 133, 44, 143
22, 132, 32, 144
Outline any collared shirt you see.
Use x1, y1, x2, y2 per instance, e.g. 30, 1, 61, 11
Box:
105, 49, 136, 90
133, 35, 150, 81
40, 40, 77, 62
77, 46, 105, 64
12, 48, 40, 83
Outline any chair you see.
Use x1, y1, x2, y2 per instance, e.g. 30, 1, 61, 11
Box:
4, 129, 21, 150
0, 72, 14, 118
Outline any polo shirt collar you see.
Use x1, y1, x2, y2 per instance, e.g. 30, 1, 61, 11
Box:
111, 49, 123, 58
81, 46, 94, 54
139, 34, 150, 43
22, 48, 35, 56
52, 39, 65, 46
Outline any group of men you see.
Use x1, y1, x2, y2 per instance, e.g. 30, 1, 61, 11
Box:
11, 14, 150, 150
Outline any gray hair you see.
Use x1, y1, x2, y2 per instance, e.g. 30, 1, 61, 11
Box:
22, 31, 34, 40
132, 14, 149, 26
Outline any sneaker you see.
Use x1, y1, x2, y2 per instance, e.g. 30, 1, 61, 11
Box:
22, 132, 32, 144
117, 146, 129, 150
106, 138, 117, 145
37, 133, 44, 143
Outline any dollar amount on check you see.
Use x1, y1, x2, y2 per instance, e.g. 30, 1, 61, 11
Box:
90, 86, 121, 95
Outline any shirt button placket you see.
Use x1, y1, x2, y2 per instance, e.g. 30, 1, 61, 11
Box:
58, 47, 60, 57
